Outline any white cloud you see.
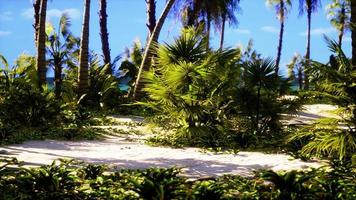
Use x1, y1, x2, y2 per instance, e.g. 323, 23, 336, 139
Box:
0, 31, 12, 36
0, 11, 13, 21
21, 8, 81, 20
299, 27, 336, 36
234, 28, 251, 35
260, 26, 279, 33
47, 9, 81, 19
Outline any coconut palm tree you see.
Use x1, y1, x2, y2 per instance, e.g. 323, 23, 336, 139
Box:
132, 0, 176, 100
219, 0, 240, 49
267, 0, 292, 74
146, 0, 156, 37
175, 0, 240, 49
33, 0, 40, 47
327, 0, 351, 48
36, 0, 48, 86
351, 0, 356, 67
46, 14, 80, 99
298, 0, 321, 89
78, 0, 91, 95
99, 0, 111, 74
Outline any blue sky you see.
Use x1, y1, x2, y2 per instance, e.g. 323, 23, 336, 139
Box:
0, 0, 352, 76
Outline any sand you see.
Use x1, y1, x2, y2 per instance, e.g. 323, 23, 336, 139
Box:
0, 104, 334, 178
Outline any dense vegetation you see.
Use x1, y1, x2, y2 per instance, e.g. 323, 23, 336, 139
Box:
0, 0, 355, 199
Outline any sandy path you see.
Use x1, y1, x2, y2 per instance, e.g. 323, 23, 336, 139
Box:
0, 136, 321, 178
0, 104, 333, 178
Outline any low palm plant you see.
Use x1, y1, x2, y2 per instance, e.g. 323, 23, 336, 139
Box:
287, 37, 356, 160
141, 27, 240, 146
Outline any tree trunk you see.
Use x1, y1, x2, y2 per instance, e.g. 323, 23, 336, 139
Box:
36, 0, 47, 86
146, 0, 156, 37
275, 0, 284, 75
351, 0, 356, 68
256, 82, 261, 133
206, 7, 211, 50
187, 0, 201, 26
33, 0, 40, 47
54, 62, 62, 99
78, 0, 91, 95
219, 13, 226, 50
304, 8, 312, 90
131, 0, 176, 100
99, 0, 111, 74
338, 3, 346, 48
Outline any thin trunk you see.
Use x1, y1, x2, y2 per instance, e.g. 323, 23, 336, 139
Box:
206, 8, 211, 50
33, 0, 40, 47
132, 0, 176, 100
298, 67, 303, 90
219, 13, 226, 50
99, 0, 111, 74
187, 0, 201, 26
352, 0, 356, 68
36, 0, 47, 86
275, 0, 284, 75
78, 0, 91, 95
304, 8, 312, 90
256, 82, 261, 133
338, 4, 346, 48
54, 62, 62, 99
146, 0, 156, 37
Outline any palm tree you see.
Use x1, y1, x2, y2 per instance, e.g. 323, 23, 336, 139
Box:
267, 0, 292, 74
33, 0, 40, 47
219, 0, 240, 49
46, 14, 80, 99
146, 0, 156, 37
99, 0, 111, 74
132, 0, 176, 100
36, 0, 48, 86
351, 0, 356, 67
176, 0, 240, 49
299, 0, 321, 89
327, 0, 350, 48
245, 58, 277, 133
78, 0, 91, 95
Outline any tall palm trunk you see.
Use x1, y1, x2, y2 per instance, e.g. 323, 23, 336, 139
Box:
54, 60, 62, 99
304, 7, 312, 90
187, 0, 201, 26
275, 0, 285, 75
99, 0, 111, 74
351, 0, 356, 68
206, 7, 211, 50
146, 0, 156, 37
78, 0, 91, 95
36, 0, 47, 86
338, 3, 346, 48
132, 0, 176, 100
33, 0, 40, 47
219, 13, 226, 49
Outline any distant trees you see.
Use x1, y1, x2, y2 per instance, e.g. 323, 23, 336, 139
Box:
78, 0, 91, 95
327, 0, 350, 48
351, 0, 356, 67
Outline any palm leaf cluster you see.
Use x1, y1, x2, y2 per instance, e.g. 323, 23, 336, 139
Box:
288, 37, 356, 160
142, 27, 240, 143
